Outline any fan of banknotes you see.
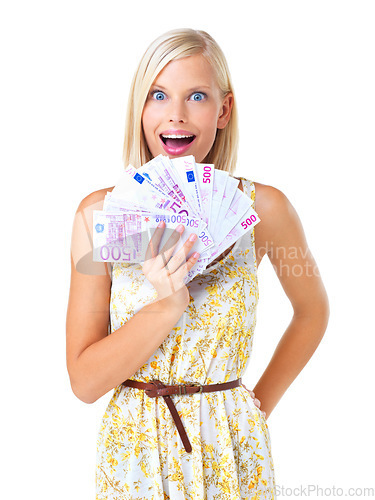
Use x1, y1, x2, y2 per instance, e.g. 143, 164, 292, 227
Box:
93, 154, 260, 283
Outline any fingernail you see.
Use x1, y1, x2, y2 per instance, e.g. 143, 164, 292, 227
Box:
192, 252, 200, 259
157, 220, 164, 228
176, 224, 184, 233
189, 233, 197, 242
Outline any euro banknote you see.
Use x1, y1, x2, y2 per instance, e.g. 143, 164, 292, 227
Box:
93, 154, 261, 283
93, 210, 213, 264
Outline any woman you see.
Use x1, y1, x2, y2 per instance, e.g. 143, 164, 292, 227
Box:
66, 28, 329, 499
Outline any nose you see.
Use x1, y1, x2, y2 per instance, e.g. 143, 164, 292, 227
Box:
168, 99, 187, 123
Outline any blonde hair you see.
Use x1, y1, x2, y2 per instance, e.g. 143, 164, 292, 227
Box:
122, 28, 239, 174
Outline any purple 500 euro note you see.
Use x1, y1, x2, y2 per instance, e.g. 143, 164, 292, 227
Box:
92, 210, 214, 264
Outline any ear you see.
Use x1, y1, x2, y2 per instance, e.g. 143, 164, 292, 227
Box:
217, 92, 234, 129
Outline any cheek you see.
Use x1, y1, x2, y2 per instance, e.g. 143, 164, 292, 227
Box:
141, 106, 156, 136
200, 119, 218, 145
197, 107, 219, 133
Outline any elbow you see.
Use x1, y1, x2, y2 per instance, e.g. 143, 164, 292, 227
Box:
71, 382, 98, 405
67, 352, 102, 404
325, 298, 330, 328
293, 294, 330, 336
73, 387, 97, 405
320, 289, 330, 333
315, 292, 330, 333
68, 370, 99, 405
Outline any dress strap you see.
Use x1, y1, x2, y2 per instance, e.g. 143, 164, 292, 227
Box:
236, 177, 258, 271
237, 177, 256, 208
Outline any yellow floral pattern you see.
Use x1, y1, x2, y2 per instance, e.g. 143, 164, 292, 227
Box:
96, 178, 276, 499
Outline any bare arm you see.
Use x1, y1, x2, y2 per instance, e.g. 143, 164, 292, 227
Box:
252, 184, 330, 418
66, 189, 199, 404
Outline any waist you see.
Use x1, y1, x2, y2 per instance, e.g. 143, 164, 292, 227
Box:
121, 377, 242, 454
122, 377, 242, 398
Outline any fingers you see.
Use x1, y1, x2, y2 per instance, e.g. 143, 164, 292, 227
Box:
242, 383, 266, 418
253, 397, 267, 418
242, 383, 255, 398
145, 223, 183, 272
144, 221, 184, 269
145, 220, 168, 261
143, 221, 200, 287
162, 230, 200, 276
172, 249, 200, 281
159, 223, 184, 256
141, 221, 201, 301
165, 232, 194, 272
151, 224, 198, 275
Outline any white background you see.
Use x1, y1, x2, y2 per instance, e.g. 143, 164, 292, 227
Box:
1, 1, 374, 498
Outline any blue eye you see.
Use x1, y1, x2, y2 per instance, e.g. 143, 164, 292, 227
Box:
152, 91, 166, 100
190, 92, 206, 101
150, 90, 206, 101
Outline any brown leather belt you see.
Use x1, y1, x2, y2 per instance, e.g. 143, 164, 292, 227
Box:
122, 377, 242, 453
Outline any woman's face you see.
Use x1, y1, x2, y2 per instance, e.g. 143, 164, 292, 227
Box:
141, 53, 233, 163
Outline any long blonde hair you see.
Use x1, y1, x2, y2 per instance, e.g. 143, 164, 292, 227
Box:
122, 28, 239, 174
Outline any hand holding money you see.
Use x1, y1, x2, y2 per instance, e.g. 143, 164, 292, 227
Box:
93, 154, 261, 284
141, 220, 200, 303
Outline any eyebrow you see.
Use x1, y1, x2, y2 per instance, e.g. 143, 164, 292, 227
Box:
150, 84, 211, 92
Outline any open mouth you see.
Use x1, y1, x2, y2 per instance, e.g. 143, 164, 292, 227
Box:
160, 134, 196, 148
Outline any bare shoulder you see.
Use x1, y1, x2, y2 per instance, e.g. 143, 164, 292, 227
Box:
252, 181, 329, 319
77, 185, 115, 212
253, 181, 290, 215
253, 181, 305, 265
71, 185, 115, 277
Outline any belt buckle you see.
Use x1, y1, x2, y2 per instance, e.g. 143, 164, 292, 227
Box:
189, 382, 203, 395
145, 379, 160, 398
177, 384, 187, 396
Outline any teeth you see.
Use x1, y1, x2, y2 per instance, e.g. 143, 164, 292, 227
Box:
161, 134, 194, 139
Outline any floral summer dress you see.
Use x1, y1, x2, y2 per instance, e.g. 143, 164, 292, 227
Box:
95, 177, 276, 499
